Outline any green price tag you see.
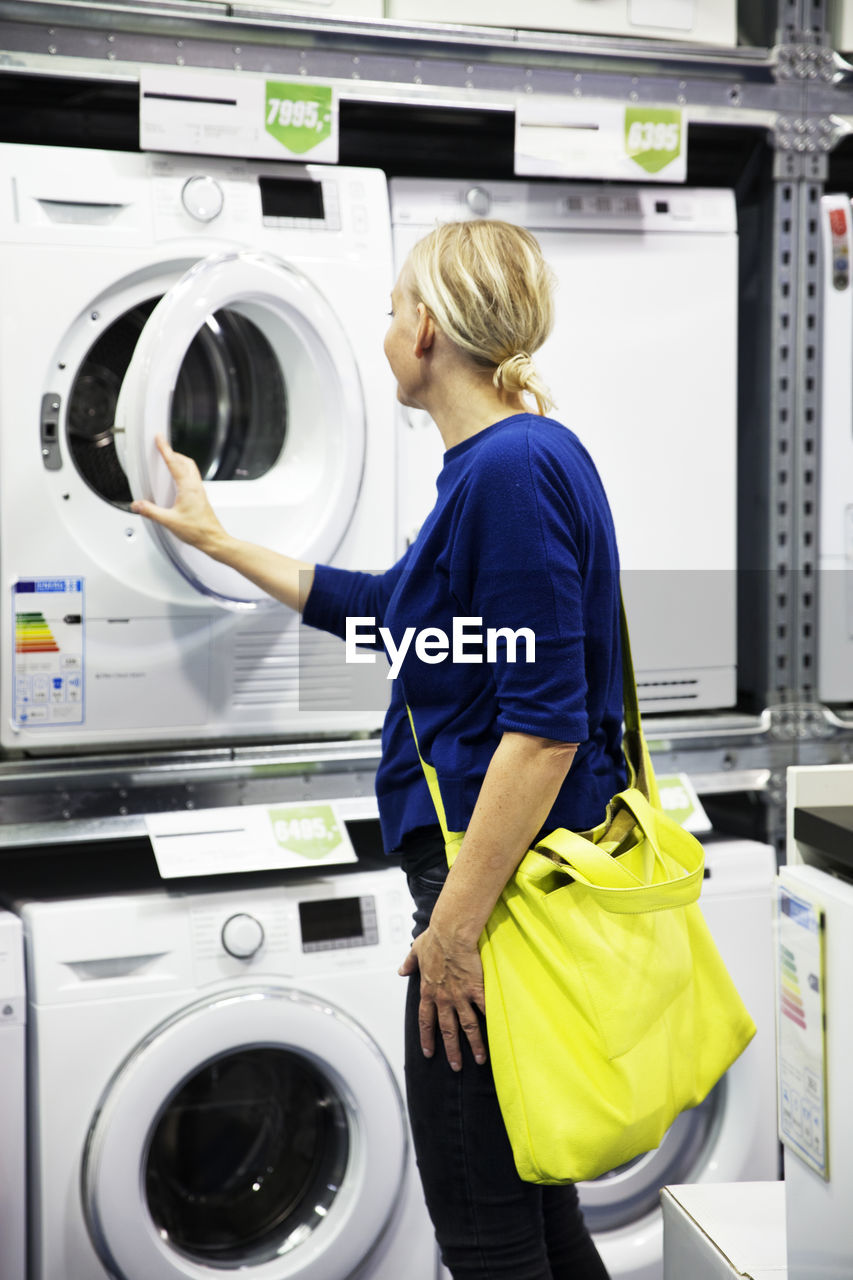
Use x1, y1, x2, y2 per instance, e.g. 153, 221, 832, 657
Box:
268, 803, 345, 859
265, 81, 334, 156
656, 776, 697, 826
624, 107, 682, 175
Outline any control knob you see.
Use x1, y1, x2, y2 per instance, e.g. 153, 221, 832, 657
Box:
181, 175, 224, 223
466, 186, 492, 217
221, 912, 265, 959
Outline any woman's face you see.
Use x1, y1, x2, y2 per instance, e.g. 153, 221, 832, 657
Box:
383, 262, 425, 409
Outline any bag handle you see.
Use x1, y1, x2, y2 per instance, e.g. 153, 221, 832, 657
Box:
537, 789, 704, 912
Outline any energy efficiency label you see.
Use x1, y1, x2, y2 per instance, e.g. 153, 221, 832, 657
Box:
777, 883, 828, 1179
12, 578, 84, 728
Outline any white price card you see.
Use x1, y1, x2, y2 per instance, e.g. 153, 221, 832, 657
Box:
140, 67, 339, 163
515, 97, 685, 183
777, 884, 829, 1179
146, 798, 370, 879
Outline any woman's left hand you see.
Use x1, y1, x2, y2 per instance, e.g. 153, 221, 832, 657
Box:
399, 925, 487, 1072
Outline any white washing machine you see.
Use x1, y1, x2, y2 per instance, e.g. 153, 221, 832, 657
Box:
0, 910, 26, 1280
0, 142, 396, 754
390, 177, 739, 715
577, 837, 780, 1280
19, 865, 442, 1280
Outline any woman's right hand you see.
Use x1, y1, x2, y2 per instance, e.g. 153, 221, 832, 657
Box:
130, 434, 226, 554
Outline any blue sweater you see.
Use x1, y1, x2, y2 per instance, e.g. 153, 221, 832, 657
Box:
303, 413, 626, 853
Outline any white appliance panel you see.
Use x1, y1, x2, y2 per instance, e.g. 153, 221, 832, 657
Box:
778, 862, 853, 1280
20, 866, 441, 1280
818, 194, 853, 703
581, 838, 779, 1280
0, 144, 396, 751
830, 0, 853, 52
384, 0, 736, 45
0, 911, 26, 1280
390, 178, 738, 714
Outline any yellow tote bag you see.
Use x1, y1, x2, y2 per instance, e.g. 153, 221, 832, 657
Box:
407, 600, 756, 1185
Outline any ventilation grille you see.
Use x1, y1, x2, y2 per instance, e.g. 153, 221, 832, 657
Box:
231, 625, 360, 710
637, 678, 700, 705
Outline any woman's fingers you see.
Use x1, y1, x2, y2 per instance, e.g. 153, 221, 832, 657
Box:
403, 928, 488, 1070
130, 434, 225, 552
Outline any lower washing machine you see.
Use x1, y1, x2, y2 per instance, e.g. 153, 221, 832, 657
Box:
578, 837, 780, 1280
0, 909, 26, 1280
19, 868, 442, 1280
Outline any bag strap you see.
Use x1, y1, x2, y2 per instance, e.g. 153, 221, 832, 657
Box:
407, 589, 648, 845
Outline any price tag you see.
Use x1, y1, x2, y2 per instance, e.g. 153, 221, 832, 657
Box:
265, 82, 335, 156
624, 107, 683, 176
656, 773, 712, 834
515, 97, 685, 182
140, 67, 339, 164
146, 798, 367, 878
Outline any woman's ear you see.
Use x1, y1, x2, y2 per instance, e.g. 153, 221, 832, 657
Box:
413, 302, 435, 357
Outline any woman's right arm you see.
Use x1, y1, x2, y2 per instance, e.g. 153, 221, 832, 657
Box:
130, 434, 314, 613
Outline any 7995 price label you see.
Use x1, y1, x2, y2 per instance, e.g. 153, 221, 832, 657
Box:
265, 81, 335, 156
624, 106, 682, 176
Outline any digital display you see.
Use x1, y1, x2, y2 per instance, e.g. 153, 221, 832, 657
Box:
299, 896, 365, 946
259, 176, 325, 220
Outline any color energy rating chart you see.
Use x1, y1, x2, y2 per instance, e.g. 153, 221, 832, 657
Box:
779, 944, 807, 1030
12, 578, 84, 728
777, 885, 828, 1179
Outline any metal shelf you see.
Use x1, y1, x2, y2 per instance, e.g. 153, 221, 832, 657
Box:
0, 0, 851, 847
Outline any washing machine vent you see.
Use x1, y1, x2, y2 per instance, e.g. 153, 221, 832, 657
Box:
231, 627, 381, 712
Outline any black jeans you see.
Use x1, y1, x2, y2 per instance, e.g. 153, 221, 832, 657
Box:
403, 852, 611, 1280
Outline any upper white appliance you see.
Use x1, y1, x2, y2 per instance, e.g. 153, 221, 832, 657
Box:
830, 1, 853, 54
230, 0, 383, 14
18, 865, 442, 1280
0, 142, 396, 754
390, 178, 739, 715
383, 0, 737, 45
578, 837, 780, 1280
782, 763, 853, 1280
0, 910, 26, 1280
817, 194, 853, 704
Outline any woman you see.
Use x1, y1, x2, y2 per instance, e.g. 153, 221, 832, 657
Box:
132, 220, 622, 1280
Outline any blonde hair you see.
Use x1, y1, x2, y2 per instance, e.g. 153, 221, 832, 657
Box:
406, 220, 555, 416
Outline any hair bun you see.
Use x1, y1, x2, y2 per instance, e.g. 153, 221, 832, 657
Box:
495, 352, 533, 388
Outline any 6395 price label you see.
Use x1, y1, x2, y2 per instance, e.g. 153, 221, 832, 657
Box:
624, 107, 683, 176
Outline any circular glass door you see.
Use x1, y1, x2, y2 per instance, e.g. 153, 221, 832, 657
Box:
112, 250, 366, 607
144, 1048, 348, 1267
83, 988, 408, 1280
67, 300, 287, 508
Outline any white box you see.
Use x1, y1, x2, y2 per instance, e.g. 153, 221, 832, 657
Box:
662, 1183, 787, 1280
385, 0, 737, 46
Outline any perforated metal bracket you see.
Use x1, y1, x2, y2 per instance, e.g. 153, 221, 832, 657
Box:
768, 701, 835, 739
775, 42, 835, 82
773, 115, 832, 177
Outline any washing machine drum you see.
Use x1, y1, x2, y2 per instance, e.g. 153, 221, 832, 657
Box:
82, 988, 408, 1279
68, 251, 367, 607
68, 301, 286, 508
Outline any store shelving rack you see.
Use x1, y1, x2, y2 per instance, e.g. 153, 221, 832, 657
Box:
0, 0, 850, 852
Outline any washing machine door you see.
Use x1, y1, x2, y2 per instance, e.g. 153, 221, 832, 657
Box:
115, 251, 366, 607
82, 987, 408, 1280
